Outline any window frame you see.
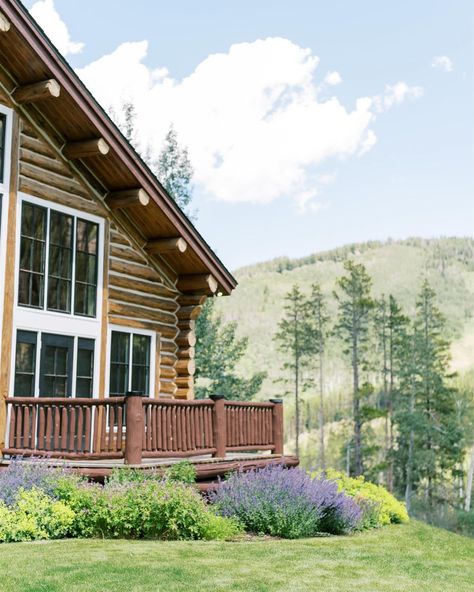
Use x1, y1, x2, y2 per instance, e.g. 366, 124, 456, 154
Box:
15, 194, 102, 318
106, 325, 156, 398
0, 105, 13, 364
12, 329, 98, 399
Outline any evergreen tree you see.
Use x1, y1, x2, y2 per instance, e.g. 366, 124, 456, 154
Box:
156, 125, 195, 218
334, 260, 375, 476
374, 294, 409, 490
394, 281, 464, 510
274, 285, 311, 458
195, 300, 265, 400
306, 283, 330, 469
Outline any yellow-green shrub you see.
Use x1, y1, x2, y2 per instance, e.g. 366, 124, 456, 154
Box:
0, 488, 75, 543
315, 470, 409, 527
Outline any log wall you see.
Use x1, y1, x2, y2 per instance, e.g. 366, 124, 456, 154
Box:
0, 108, 198, 400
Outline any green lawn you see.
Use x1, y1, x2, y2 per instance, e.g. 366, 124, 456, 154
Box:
1, 521, 472, 592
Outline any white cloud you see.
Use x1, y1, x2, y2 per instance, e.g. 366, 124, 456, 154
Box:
372, 82, 424, 112
30, 0, 84, 56
324, 71, 342, 85
78, 37, 423, 208
431, 55, 453, 72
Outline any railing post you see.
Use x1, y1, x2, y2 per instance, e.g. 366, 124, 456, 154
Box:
270, 399, 284, 456
124, 391, 144, 465
210, 395, 226, 458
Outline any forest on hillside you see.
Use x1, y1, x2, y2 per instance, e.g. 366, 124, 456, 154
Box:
196, 237, 474, 534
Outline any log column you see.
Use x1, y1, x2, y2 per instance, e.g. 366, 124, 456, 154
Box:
174, 294, 205, 399
270, 399, 284, 456
210, 395, 226, 458
124, 392, 144, 465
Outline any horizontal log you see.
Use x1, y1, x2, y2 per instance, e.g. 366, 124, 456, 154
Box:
108, 316, 178, 340
108, 301, 177, 326
13, 79, 60, 103
225, 445, 276, 452
144, 398, 212, 407
159, 365, 176, 380
159, 380, 177, 395
6, 396, 124, 405
19, 177, 105, 217
20, 146, 73, 177
177, 294, 207, 307
146, 237, 187, 254
110, 244, 147, 265
63, 138, 109, 159
176, 330, 196, 348
109, 229, 131, 246
105, 188, 149, 210
108, 287, 178, 313
2, 448, 124, 460
175, 376, 194, 388
109, 258, 163, 284
20, 132, 57, 158
161, 354, 178, 367
177, 274, 218, 294
108, 272, 177, 299
177, 347, 195, 360
177, 305, 202, 321
175, 387, 194, 399
0, 11, 10, 32
20, 160, 90, 198
160, 339, 178, 354
176, 358, 195, 376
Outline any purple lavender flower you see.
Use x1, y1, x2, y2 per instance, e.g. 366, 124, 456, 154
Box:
210, 463, 362, 538
0, 456, 71, 506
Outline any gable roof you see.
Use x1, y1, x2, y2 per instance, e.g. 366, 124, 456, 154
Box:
0, 0, 237, 295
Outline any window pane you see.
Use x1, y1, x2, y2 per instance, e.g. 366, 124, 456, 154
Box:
109, 332, 129, 395
132, 335, 150, 394
74, 219, 98, 317
14, 331, 37, 397
0, 114, 5, 183
76, 339, 94, 397
18, 203, 46, 308
42, 344, 71, 397
47, 211, 73, 313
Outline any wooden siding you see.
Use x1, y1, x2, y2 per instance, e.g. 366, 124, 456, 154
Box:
10, 113, 190, 399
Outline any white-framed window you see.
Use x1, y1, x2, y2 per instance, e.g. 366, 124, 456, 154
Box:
0, 104, 13, 362
12, 193, 105, 399
12, 330, 96, 398
106, 325, 156, 397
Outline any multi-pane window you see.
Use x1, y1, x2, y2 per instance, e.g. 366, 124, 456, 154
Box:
76, 338, 94, 397
18, 203, 47, 308
47, 211, 73, 312
109, 331, 151, 396
14, 331, 37, 397
0, 113, 6, 183
18, 202, 99, 317
74, 219, 98, 316
13, 331, 95, 398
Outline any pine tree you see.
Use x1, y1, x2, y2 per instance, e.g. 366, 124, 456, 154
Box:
334, 260, 375, 476
156, 125, 194, 218
374, 294, 409, 490
306, 283, 330, 469
394, 281, 464, 510
195, 300, 265, 400
274, 285, 311, 458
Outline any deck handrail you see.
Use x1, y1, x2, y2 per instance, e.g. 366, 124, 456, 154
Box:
2, 395, 284, 463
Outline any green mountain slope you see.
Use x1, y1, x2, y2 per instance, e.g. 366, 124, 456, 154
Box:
215, 237, 474, 402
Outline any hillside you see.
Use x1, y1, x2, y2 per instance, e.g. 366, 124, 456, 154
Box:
215, 237, 474, 402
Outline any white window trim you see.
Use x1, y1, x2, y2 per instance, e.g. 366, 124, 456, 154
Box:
0, 104, 13, 364
106, 324, 156, 399
11, 192, 105, 399
11, 330, 98, 400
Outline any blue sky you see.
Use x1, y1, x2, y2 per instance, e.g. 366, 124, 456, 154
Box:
26, 1, 473, 270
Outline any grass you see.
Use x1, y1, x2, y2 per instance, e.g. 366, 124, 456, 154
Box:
1, 522, 473, 592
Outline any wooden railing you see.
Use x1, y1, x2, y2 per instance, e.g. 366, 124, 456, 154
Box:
3, 395, 284, 463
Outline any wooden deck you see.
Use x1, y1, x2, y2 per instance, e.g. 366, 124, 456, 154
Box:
1, 394, 295, 487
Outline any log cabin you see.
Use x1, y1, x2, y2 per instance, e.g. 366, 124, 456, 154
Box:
0, 0, 296, 486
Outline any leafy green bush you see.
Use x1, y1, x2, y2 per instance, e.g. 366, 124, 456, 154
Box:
55, 479, 241, 540
164, 461, 197, 484
0, 488, 75, 543
321, 469, 409, 527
